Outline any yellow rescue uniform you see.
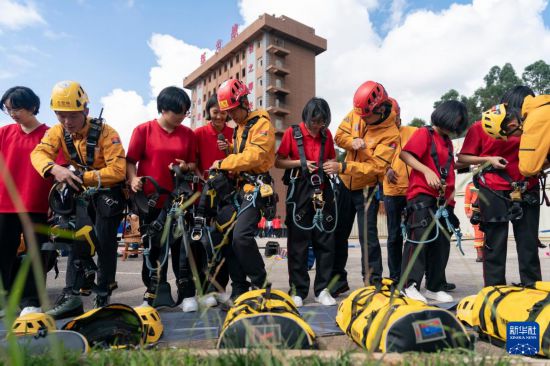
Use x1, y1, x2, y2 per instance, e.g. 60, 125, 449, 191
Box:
518, 94, 550, 177
334, 109, 400, 189
31, 119, 126, 187
382, 125, 417, 196
219, 109, 275, 174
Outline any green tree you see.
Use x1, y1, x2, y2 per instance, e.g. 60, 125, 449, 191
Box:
522, 60, 550, 94
473, 62, 521, 111
409, 118, 426, 127
433, 89, 479, 126
433, 89, 460, 109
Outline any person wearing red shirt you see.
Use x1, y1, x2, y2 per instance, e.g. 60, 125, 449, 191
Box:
463, 181, 484, 262
458, 86, 542, 287
193, 94, 233, 307
194, 94, 233, 178
126, 86, 199, 312
400, 101, 468, 303
276, 97, 337, 307
257, 216, 266, 237
0, 86, 57, 316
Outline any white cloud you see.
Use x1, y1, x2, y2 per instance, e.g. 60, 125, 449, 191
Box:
100, 89, 157, 148
43, 29, 71, 40
384, 0, 407, 31
238, 0, 550, 129
0, 0, 45, 31
100, 35, 213, 148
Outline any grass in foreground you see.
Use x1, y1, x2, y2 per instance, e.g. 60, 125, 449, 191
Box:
0, 348, 515, 366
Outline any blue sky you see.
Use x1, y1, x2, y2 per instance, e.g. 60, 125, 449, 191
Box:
1, 0, 550, 141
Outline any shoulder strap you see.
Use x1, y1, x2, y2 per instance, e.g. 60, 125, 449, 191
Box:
292, 125, 308, 178
425, 126, 453, 182
64, 130, 83, 166
86, 118, 103, 167
319, 129, 327, 183
234, 116, 260, 154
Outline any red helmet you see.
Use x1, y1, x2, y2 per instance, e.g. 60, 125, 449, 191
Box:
388, 97, 400, 116
217, 79, 249, 111
353, 81, 389, 117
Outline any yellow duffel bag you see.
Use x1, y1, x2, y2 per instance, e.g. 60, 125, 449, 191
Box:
217, 286, 317, 349
456, 281, 550, 357
337, 280, 471, 353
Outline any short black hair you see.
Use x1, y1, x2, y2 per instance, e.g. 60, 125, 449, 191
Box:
1, 86, 40, 115
431, 100, 468, 135
157, 86, 191, 114
500, 85, 535, 110
302, 97, 331, 128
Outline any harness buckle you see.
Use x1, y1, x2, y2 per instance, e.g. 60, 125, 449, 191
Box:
310, 174, 322, 187
312, 191, 325, 210
103, 197, 116, 207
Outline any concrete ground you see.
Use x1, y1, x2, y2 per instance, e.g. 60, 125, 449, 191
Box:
43, 237, 550, 358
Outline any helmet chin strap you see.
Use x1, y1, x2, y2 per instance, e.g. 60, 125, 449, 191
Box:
503, 109, 524, 137
367, 104, 391, 126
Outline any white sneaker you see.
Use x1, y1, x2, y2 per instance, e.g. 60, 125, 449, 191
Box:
315, 288, 337, 306
215, 292, 231, 304
424, 290, 454, 302
199, 294, 218, 308
403, 284, 427, 303
20, 307, 42, 316
291, 295, 303, 308
181, 297, 198, 313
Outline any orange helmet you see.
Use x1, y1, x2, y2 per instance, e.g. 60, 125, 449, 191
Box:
353, 81, 389, 117
388, 97, 400, 116
217, 79, 249, 111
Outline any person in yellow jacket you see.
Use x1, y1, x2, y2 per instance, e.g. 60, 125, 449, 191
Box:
464, 181, 484, 262
481, 90, 550, 177
210, 79, 275, 297
31, 81, 126, 318
323, 81, 399, 293
381, 98, 417, 281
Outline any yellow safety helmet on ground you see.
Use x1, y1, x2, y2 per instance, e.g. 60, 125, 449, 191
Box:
134, 306, 163, 344
12, 313, 56, 336
481, 104, 510, 140
50, 81, 89, 112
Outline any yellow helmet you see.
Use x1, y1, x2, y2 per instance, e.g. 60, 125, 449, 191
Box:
50, 81, 89, 112
12, 312, 56, 336
134, 306, 163, 344
456, 295, 477, 327
481, 104, 509, 140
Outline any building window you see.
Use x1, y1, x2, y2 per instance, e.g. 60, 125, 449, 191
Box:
236, 72, 240, 80
224, 63, 227, 72
230, 59, 233, 68
257, 56, 263, 68
258, 76, 263, 86
257, 97, 263, 107
276, 79, 282, 88
242, 51, 246, 59
242, 68, 246, 77
236, 54, 240, 63
203, 79, 206, 86
203, 94, 206, 102
275, 118, 283, 130
257, 41, 261, 48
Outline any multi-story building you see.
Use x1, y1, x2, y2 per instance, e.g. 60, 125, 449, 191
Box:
183, 13, 327, 220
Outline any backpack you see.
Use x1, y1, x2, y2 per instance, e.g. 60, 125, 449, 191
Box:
456, 282, 550, 357
336, 279, 471, 352
217, 286, 317, 349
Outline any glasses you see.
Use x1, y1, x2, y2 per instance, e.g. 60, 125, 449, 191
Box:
2, 107, 23, 116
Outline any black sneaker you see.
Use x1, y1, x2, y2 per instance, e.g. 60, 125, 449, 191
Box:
331, 283, 350, 298
443, 282, 456, 291
46, 294, 84, 320
93, 295, 110, 309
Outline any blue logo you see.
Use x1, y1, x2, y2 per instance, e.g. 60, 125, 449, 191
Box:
506, 321, 539, 355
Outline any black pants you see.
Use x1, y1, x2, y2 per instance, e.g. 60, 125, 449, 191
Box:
0, 213, 53, 308
401, 195, 453, 292
479, 186, 542, 286
384, 195, 407, 281
64, 193, 123, 296
229, 196, 266, 296
286, 209, 335, 299
139, 207, 185, 294
332, 183, 381, 287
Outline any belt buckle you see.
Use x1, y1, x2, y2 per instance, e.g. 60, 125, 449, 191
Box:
245, 193, 254, 201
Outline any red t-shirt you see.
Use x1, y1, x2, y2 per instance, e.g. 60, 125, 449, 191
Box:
460, 121, 538, 190
402, 127, 456, 205
194, 122, 233, 178
126, 120, 196, 207
277, 122, 336, 162
0, 124, 54, 213
272, 218, 282, 229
